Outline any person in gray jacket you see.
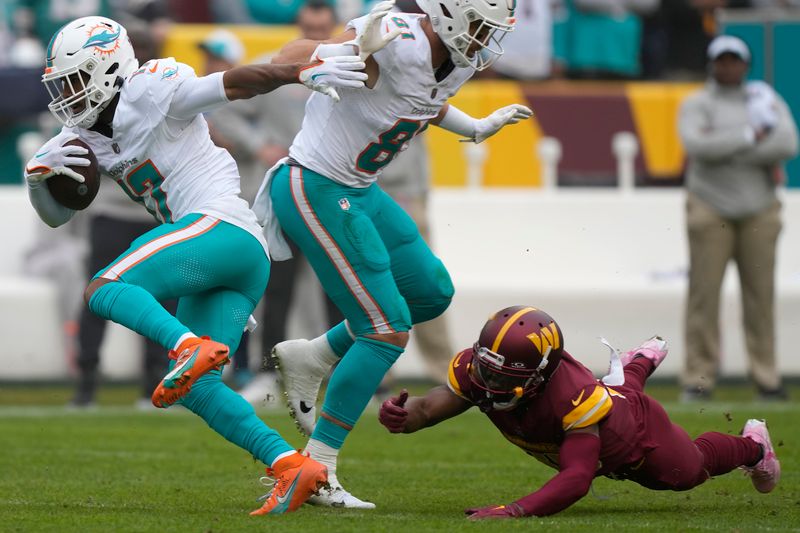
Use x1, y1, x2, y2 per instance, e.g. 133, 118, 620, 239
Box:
678, 35, 798, 402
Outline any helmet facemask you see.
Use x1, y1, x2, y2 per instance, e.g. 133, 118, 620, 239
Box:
468, 343, 549, 412
418, 0, 515, 72
43, 57, 118, 129
450, 10, 512, 71
41, 16, 138, 129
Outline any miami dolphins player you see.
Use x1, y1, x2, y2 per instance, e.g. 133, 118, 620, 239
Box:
256, 0, 533, 508
24, 16, 368, 515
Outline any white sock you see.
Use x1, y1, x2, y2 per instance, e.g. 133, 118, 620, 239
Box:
173, 332, 195, 351
308, 334, 341, 368
270, 450, 298, 468
305, 438, 340, 486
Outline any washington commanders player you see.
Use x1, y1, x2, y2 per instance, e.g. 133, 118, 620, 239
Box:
379, 305, 780, 519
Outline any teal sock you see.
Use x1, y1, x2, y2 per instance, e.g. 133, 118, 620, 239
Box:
325, 321, 354, 358
180, 370, 294, 465
88, 282, 190, 350
313, 337, 403, 448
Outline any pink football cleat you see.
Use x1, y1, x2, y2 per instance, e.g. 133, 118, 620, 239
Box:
741, 419, 781, 493
621, 336, 668, 368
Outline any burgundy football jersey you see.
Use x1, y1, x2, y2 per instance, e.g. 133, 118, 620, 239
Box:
447, 348, 656, 476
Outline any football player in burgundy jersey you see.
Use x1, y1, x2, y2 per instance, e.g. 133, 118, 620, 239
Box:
378, 305, 781, 519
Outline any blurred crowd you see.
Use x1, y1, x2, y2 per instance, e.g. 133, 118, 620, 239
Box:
1, 0, 798, 79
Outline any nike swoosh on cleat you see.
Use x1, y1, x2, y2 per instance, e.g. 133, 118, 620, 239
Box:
163, 349, 197, 384
300, 401, 313, 414
273, 473, 301, 513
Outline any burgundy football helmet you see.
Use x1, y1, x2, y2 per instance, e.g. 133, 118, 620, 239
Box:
468, 305, 564, 411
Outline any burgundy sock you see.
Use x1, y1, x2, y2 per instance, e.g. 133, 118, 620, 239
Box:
694, 432, 762, 476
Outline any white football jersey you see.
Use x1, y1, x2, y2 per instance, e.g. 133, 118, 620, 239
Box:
64, 57, 268, 253
289, 13, 474, 187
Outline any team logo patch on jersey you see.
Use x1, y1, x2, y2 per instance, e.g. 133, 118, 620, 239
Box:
431, 88, 438, 99
112, 142, 120, 154
338, 198, 351, 211
161, 66, 179, 80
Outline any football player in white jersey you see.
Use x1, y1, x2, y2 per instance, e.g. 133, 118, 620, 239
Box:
254, 0, 533, 508
23, 16, 371, 515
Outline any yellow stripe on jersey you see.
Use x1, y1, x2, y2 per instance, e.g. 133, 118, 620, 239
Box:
447, 352, 469, 400
491, 307, 537, 352
562, 385, 613, 431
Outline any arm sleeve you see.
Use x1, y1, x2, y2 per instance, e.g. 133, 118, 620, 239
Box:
27, 179, 75, 228
167, 71, 229, 121
735, 97, 800, 165
512, 431, 600, 517
679, 96, 756, 162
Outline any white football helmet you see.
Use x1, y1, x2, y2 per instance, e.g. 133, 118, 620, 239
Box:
42, 16, 138, 128
417, 0, 515, 70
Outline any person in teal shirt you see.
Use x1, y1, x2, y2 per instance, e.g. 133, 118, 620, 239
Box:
553, 0, 658, 79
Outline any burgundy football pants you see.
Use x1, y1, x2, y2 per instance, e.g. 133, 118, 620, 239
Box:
619, 359, 761, 491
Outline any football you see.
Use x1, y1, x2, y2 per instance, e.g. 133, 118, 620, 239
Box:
46, 138, 100, 210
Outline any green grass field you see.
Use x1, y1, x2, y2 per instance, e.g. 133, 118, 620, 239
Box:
0, 385, 797, 532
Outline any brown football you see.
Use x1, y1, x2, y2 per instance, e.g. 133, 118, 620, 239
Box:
46, 138, 100, 210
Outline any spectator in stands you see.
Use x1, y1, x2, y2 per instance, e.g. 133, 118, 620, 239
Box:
70, 25, 175, 409
641, 0, 751, 80
243, 0, 326, 24
202, 6, 344, 405
553, 0, 659, 80
491, 0, 554, 80
678, 35, 798, 402
16, 0, 112, 48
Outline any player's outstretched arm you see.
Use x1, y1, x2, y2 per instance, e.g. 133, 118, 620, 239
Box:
466, 427, 600, 520
432, 103, 534, 144
379, 386, 472, 434
225, 58, 367, 103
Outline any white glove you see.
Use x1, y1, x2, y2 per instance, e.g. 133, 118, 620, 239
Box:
351, 0, 403, 60
299, 55, 368, 102
746, 81, 778, 132
473, 104, 534, 144
24, 133, 89, 184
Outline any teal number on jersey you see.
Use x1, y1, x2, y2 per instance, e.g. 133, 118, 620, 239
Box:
356, 119, 423, 174
391, 17, 415, 39
117, 159, 173, 222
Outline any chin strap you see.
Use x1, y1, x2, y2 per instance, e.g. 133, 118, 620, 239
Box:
599, 337, 625, 387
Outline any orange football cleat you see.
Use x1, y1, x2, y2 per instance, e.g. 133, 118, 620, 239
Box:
151, 336, 230, 408
250, 452, 328, 516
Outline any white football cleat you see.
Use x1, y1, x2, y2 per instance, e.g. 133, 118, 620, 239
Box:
237, 372, 282, 409
741, 419, 781, 493
307, 483, 376, 509
273, 339, 330, 436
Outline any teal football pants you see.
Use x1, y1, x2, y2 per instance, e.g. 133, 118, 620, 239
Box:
88, 213, 294, 465
270, 164, 454, 337
270, 164, 454, 448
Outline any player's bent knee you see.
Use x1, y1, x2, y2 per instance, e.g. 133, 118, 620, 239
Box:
409, 264, 454, 323
84, 277, 115, 306
366, 331, 409, 348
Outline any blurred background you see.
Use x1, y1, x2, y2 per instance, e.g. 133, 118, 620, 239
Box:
1, 0, 799, 407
